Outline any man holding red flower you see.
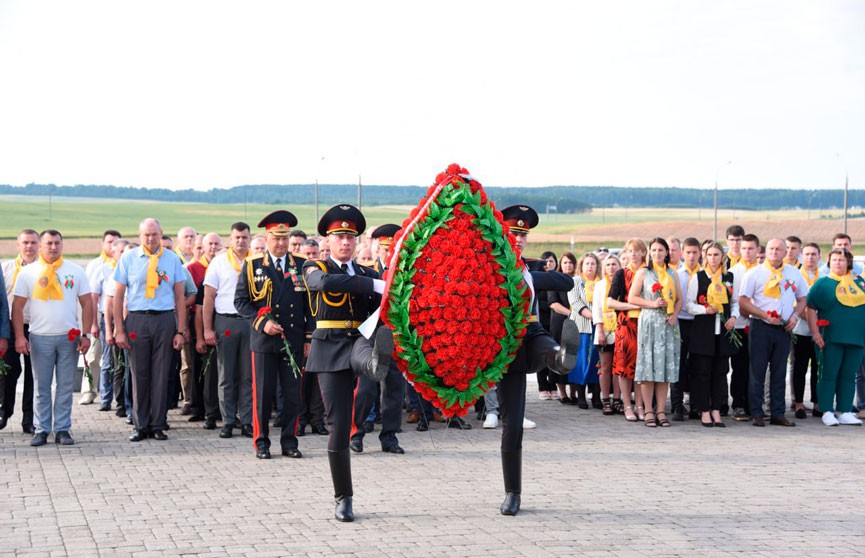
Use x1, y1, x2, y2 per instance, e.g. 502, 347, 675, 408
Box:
234, 210, 313, 461
739, 238, 808, 427
11, 230, 93, 446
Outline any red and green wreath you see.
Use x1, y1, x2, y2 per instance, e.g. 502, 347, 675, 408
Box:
380, 163, 531, 417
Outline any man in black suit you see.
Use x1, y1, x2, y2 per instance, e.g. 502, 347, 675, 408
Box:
302, 205, 389, 523
234, 210, 313, 460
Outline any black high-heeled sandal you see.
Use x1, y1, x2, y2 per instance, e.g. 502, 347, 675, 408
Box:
602, 398, 613, 416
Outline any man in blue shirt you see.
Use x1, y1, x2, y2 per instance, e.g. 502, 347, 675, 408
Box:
113, 218, 188, 442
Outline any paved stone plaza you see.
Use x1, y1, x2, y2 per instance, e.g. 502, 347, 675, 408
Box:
2, 381, 863, 558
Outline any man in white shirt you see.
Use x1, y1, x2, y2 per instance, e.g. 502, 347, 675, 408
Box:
739, 238, 807, 427
12, 230, 94, 446
202, 222, 253, 438
0, 229, 39, 433
83, 230, 121, 409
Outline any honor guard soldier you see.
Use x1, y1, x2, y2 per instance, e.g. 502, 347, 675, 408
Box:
302, 205, 391, 523
349, 224, 406, 455
496, 205, 576, 516
234, 210, 313, 460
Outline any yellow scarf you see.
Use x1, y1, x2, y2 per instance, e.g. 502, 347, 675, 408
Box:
226, 249, 246, 273
741, 259, 758, 272
582, 274, 597, 304
762, 261, 784, 299
198, 256, 210, 269
143, 244, 164, 299
602, 277, 616, 332
727, 253, 741, 268
801, 267, 819, 288
705, 265, 728, 313
10, 255, 25, 291
32, 255, 65, 301
100, 249, 117, 270
829, 272, 865, 307
174, 248, 189, 265
684, 263, 701, 282
784, 257, 801, 268
655, 264, 677, 314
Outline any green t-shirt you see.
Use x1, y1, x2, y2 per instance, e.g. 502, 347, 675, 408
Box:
806, 275, 865, 347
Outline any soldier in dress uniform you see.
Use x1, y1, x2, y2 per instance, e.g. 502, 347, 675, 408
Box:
348, 224, 406, 455
302, 205, 391, 523
234, 210, 313, 460
497, 205, 577, 516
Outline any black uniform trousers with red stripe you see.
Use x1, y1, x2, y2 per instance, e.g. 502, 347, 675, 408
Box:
317, 370, 355, 452
252, 352, 301, 452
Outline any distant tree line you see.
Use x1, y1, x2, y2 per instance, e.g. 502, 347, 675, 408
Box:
0, 183, 859, 212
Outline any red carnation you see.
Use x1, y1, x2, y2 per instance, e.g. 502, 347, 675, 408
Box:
67, 328, 81, 342
257, 306, 272, 319
816, 319, 830, 327
224, 329, 232, 337
129, 332, 137, 341
744, 326, 750, 335
652, 282, 663, 294
767, 310, 780, 319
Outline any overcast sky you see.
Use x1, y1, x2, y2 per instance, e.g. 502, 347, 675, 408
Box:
0, 1, 862, 191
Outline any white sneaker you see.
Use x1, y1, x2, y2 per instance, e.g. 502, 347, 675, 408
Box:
78, 391, 96, 405
522, 417, 536, 429
483, 414, 499, 429
538, 391, 552, 401
822, 412, 840, 427
837, 412, 863, 426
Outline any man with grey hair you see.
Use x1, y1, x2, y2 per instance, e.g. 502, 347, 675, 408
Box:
113, 218, 188, 442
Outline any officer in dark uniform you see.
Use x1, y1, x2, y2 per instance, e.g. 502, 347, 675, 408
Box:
348, 224, 406, 455
302, 204, 390, 523
497, 205, 576, 516
234, 210, 313, 460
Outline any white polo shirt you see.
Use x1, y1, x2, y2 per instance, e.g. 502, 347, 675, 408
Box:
739, 262, 808, 324
14, 259, 91, 335
203, 251, 244, 315
2, 258, 34, 324
86, 257, 114, 313
729, 261, 757, 329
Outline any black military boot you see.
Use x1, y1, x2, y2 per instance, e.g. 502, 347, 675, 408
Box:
350, 327, 393, 381
328, 449, 354, 522
500, 450, 522, 516
589, 383, 603, 409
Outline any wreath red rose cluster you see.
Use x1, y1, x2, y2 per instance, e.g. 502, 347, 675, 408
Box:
381, 163, 530, 417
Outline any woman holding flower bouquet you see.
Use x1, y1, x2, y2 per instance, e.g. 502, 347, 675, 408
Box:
628, 238, 682, 427
806, 248, 865, 427
684, 242, 738, 427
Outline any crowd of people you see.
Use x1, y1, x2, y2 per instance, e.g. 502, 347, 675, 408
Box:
1, 209, 864, 520
538, 227, 865, 429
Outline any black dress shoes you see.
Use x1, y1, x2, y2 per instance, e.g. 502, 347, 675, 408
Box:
115, 407, 127, 418
752, 416, 766, 427
334, 496, 354, 522
382, 444, 405, 455
416, 420, 429, 432
362, 420, 375, 433
311, 423, 329, 435
500, 492, 521, 516
22, 424, 35, 434
770, 416, 796, 427
256, 448, 271, 459
241, 424, 254, 438
219, 425, 233, 438
272, 416, 283, 428
672, 407, 685, 422
129, 429, 148, 442
349, 438, 363, 453
297, 422, 307, 437
188, 414, 205, 422
446, 416, 472, 430
150, 430, 168, 440
282, 448, 303, 458
794, 408, 808, 420
203, 418, 217, 430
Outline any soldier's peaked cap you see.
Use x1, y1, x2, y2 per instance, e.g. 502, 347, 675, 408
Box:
258, 210, 298, 237
318, 204, 366, 237
501, 205, 539, 233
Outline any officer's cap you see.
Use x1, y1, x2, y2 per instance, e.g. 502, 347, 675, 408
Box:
258, 210, 298, 237
318, 205, 366, 237
501, 205, 539, 234
371, 224, 401, 248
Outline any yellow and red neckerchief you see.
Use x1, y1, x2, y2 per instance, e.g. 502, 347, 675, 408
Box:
32, 255, 65, 301
828, 272, 865, 307
655, 264, 677, 314
143, 244, 165, 299
762, 261, 784, 299
705, 264, 728, 312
